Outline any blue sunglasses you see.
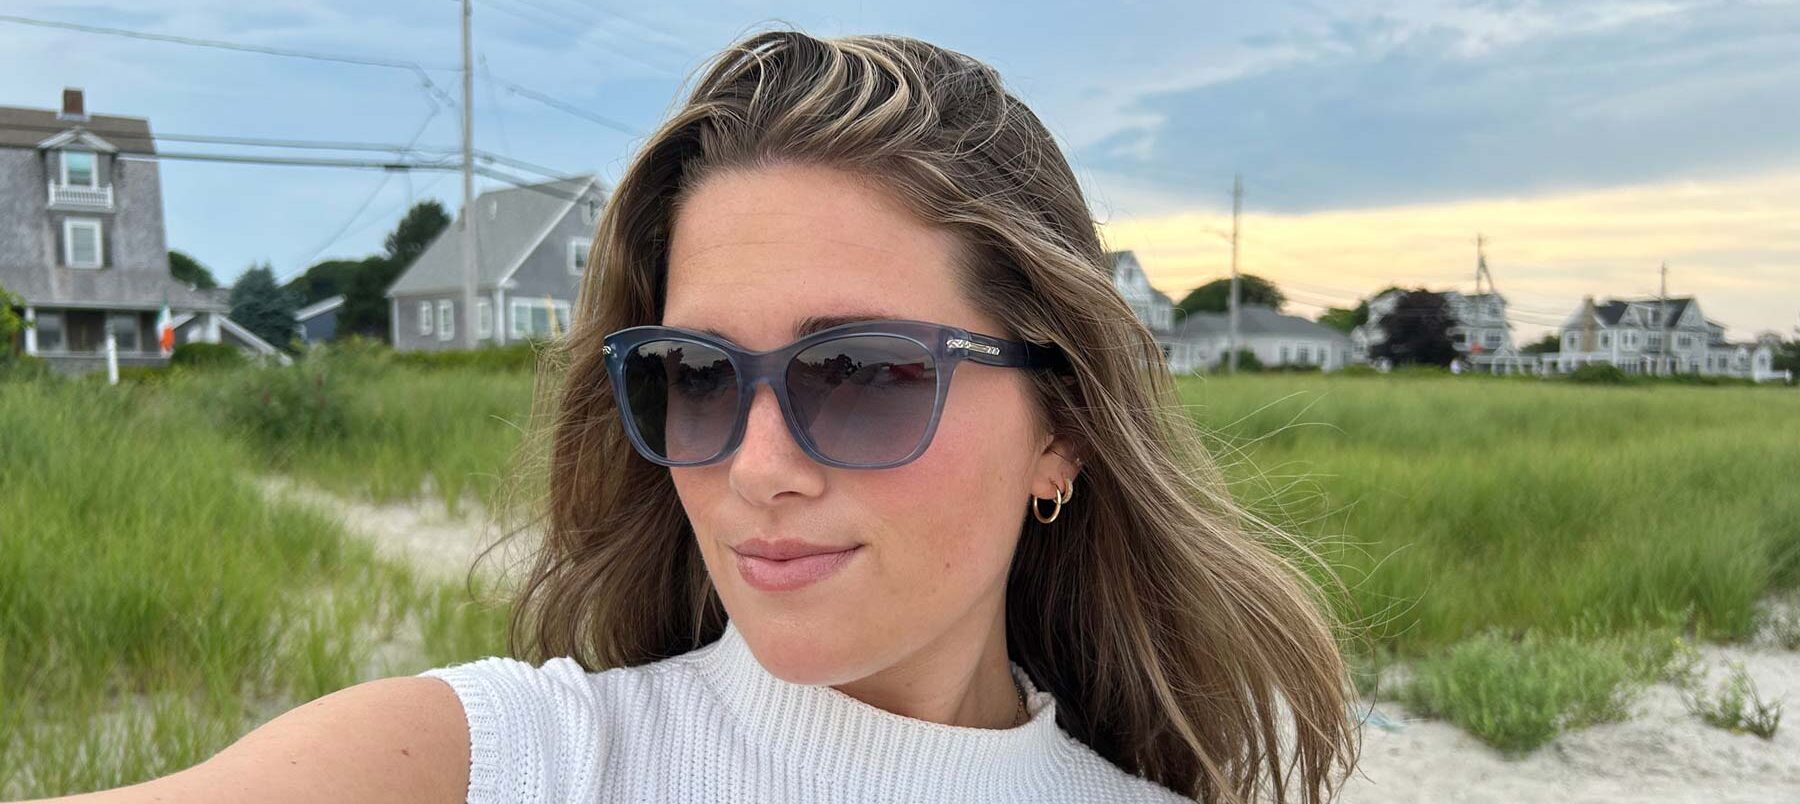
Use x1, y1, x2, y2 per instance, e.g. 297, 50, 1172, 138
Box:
601, 318, 1070, 469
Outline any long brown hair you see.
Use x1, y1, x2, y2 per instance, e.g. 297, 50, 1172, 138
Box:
484, 27, 1361, 803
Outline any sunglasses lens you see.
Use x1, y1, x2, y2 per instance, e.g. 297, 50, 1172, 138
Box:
621, 339, 739, 462
787, 335, 939, 466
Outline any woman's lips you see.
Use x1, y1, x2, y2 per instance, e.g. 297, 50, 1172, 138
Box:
733, 545, 862, 592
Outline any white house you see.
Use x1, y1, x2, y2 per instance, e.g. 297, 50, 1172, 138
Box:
1541, 295, 1787, 382
1165, 304, 1350, 374
1351, 288, 1536, 374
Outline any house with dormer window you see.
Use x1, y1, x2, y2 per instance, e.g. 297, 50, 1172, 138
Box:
1, 88, 285, 374
1542, 295, 1787, 381
385, 175, 606, 351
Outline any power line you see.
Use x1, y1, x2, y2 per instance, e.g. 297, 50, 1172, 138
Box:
499, 81, 641, 136
476, 0, 685, 75
287, 109, 443, 280
0, 13, 459, 109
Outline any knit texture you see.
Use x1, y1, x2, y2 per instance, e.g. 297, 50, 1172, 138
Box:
417, 620, 1187, 802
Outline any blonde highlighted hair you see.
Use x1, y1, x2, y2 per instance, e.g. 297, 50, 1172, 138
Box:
487, 28, 1361, 803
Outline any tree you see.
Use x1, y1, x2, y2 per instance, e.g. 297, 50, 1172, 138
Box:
1520, 332, 1562, 354
1775, 326, 1800, 383
1175, 275, 1284, 317
1315, 284, 1407, 334
229, 262, 300, 353
169, 250, 219, 289
283, 259, 365, 308
385, 200, 451, 268
1, 282, 26, 361
1317, 307, 1358, 333
339, 200, 452, 341
1371, 289, 1457, 367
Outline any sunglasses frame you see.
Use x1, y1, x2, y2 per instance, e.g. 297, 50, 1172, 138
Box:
601, 318, 1071, 470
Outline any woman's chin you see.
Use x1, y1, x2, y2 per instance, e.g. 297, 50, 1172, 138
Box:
733, 618, 873, 685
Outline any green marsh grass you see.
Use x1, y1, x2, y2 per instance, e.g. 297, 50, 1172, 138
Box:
0, 376, 512, 797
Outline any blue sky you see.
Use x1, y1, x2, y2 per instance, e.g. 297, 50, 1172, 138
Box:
3, 0, 1795, 336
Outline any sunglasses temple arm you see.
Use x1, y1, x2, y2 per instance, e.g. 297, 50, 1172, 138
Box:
963, 334, 1073, 372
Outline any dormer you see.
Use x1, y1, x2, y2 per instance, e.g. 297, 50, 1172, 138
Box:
39, 89, 118, 212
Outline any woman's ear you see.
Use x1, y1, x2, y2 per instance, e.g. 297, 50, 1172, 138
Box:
1029, 432, 1083, 500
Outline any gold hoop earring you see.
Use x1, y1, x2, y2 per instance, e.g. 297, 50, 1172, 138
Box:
1031, 477, 1073, 524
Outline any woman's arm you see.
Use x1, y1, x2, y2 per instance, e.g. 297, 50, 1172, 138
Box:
24, 677, 470, 804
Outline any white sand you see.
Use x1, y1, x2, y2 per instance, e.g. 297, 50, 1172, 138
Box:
1341, 627, 1800, 802
253, 474, 507, 584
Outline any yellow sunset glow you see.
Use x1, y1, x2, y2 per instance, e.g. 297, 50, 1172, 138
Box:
1097, 169, 1800, 340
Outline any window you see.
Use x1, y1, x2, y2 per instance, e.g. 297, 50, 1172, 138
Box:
1296, 345, 1311, 364
61, 150, 96, 187
477, 299, 493, 339
1279, 344, 1291, 363
418, 301, 433, 336
107, 312, 139, 352
1484, 333, 1501, 348
63, 218, 102, 267
584, 198, 600, 223
436, 299, 454, 341
34, 311, 65, 352
1677, 335, 1693, 349
1565, 333, 1577, 350
510, 299, 571, 339
569, 238, 592, 275
1648, 333, 1663, 349
1599, 333, 1611, 347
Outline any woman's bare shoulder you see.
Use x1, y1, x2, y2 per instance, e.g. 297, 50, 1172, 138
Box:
37, 676, 469, 804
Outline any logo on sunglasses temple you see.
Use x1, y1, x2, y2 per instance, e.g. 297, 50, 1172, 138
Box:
946, 337, 999, 356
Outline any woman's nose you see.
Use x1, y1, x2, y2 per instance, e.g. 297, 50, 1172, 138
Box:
727, 382, 824, 502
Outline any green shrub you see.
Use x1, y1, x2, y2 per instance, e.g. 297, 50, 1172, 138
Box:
1682, 658, 1784, 739
211, 364, 350, 452
1569, 363, 1630, 384
1401, 627, 1657, 753
1335, 364, 1380, 377
171, 342, 245, 369
391, 340, 547, 373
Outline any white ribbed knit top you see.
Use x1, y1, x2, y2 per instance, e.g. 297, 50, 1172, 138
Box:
417, 619, 1187, 802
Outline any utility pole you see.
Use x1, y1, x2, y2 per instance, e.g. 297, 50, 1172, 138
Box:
1658, 260, 1669, 376
1227, 174, 1242, 373
460, 0, 478, 350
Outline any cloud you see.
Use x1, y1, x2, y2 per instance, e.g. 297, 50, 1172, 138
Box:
1077, 0, 1800, 212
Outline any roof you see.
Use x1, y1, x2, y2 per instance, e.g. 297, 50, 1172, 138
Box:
296, 294, 345, 321
386, 176, 600, 297
2, 265, 231, 312
1596, 297, 1693, 327
0, 105, 156, 153
1174, 304, 1349, 342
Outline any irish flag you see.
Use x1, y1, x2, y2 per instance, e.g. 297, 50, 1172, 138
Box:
156, 295, 175, 355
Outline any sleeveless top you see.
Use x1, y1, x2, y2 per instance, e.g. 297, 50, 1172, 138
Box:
417, 619, 1186, 802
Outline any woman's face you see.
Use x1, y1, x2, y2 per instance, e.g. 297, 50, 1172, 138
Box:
662, 162, 1077, 685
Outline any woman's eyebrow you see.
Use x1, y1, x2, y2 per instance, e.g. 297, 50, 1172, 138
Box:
692, 311, 897, 344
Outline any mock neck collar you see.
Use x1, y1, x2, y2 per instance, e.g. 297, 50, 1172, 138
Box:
684, 619, 1072, 793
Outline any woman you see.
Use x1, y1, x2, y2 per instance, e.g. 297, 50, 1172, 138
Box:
52, 29, 1359, 804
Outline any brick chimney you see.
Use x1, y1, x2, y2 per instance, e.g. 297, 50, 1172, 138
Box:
59, 88, 86, 120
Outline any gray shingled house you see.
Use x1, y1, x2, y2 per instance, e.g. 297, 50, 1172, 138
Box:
385, 176, 605, 352
1, 88, 284, 374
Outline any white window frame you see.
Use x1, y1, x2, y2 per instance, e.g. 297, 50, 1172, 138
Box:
477, 298, 493, 339
583, 198, 600, 223
569, 237, 593, 275
60, 150, 97, 188
63, 218, 102, 267
418, 301, 433, 336
510, 298, 572, 339
436, 299, 454, 341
